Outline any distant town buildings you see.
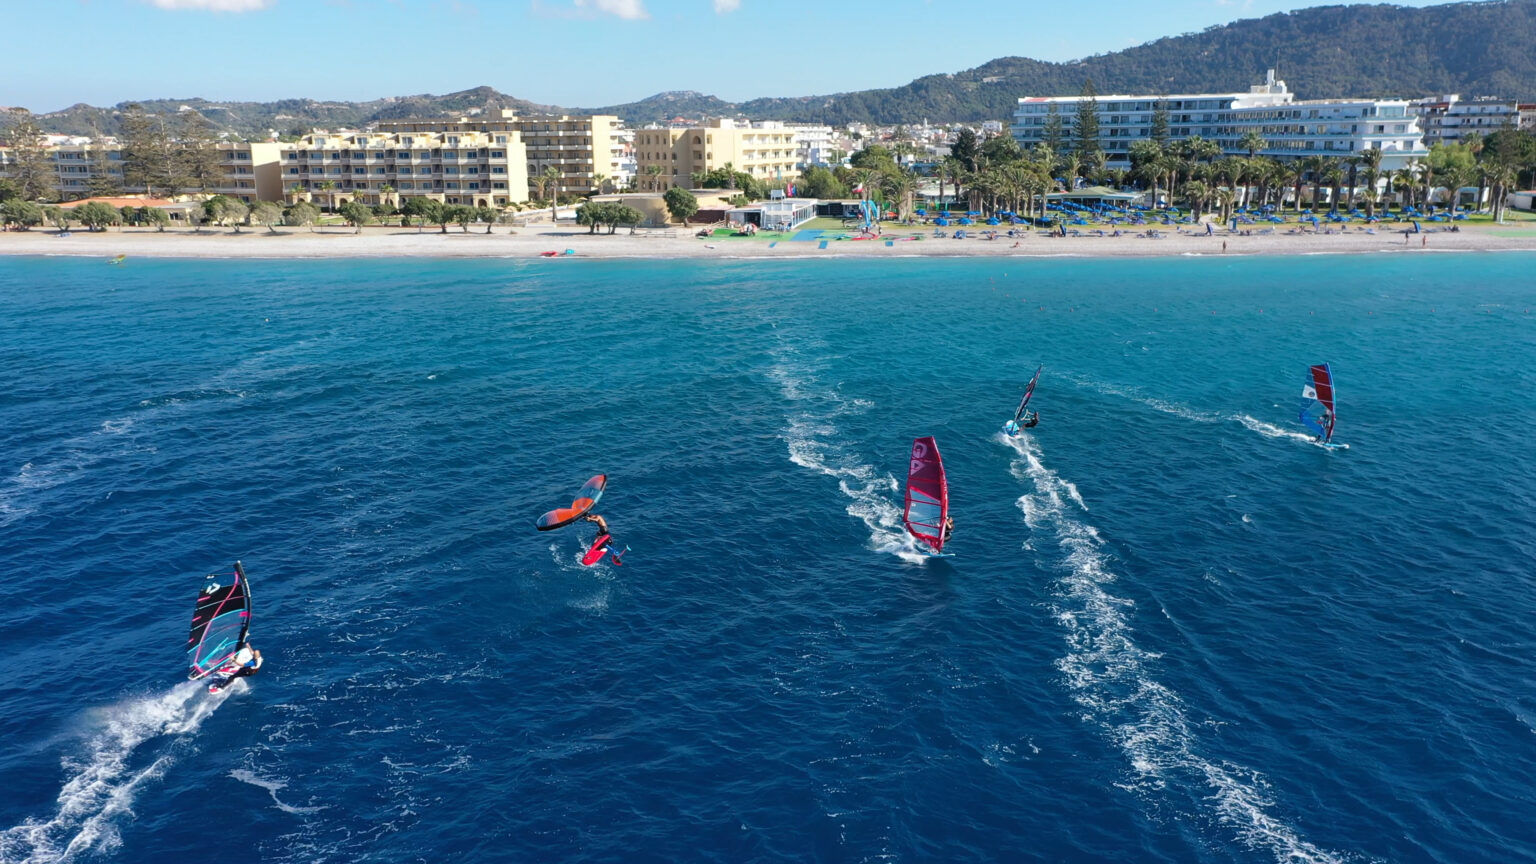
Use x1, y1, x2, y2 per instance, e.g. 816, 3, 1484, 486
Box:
1012, 70, 1428, 171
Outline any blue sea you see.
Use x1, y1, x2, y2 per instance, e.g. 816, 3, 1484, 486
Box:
1, 252, 1533, 864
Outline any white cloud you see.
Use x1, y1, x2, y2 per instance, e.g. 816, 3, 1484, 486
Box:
713, 0, 740, 12
573, 0, 647, 19
146, 0, 275, 10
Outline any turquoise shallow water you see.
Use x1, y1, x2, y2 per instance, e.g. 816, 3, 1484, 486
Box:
0, 253, 1533, 863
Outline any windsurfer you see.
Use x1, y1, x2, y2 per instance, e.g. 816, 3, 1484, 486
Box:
1023, 412, 1039, 428
942, 516, 954, 544
583, 512, 609, 536
209, 646, 262, 692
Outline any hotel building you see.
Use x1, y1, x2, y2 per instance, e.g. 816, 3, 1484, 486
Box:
633, 119, 799, 190
1413, 95, 1524, 145
283, 119, 529, 208
214, 141, 285, 203
512, 114, 627, 196
1012, 71, 1427, 172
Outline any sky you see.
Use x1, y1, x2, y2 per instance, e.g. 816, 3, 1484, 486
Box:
7, 0, 1481, 113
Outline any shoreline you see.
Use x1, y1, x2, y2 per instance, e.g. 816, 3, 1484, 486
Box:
4, 223, 1535, 261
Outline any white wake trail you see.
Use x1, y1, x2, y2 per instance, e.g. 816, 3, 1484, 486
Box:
0, 682, 230, 864
1067, 376, 1316, 444
999, 434, 1344, 864
769, 344, 927, 563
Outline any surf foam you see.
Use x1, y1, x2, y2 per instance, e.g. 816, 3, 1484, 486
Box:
0, 682, 225, 864
769, 345, 927, 563
999, 434, 1343, 864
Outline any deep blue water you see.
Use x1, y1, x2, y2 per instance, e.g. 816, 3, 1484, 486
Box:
1, 253, 1533, 864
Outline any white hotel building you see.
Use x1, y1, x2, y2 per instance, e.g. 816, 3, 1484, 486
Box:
1012, 71, 1427, 172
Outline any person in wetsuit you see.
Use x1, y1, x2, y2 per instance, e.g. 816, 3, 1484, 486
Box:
1023, 412, 1039, 428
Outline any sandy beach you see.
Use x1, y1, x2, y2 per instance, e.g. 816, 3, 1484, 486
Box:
5, 221, 1536, 260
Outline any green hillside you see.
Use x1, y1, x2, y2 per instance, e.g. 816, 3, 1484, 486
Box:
26, 0, 1536, 135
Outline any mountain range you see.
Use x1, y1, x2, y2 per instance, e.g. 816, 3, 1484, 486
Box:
26, 0, 1536, 138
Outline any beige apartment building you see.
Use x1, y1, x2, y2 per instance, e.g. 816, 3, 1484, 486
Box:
516, 114, 626, 196
0, 136, 122, 200
214, 141, 284, 203
282, 123, 529, 209
633, 119, 799, 191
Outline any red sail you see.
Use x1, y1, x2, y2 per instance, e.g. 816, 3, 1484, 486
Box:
903, 436, 949, 553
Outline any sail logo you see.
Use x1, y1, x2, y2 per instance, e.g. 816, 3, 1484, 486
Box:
910, 440, 928, 474
1301, 384, 1317, 400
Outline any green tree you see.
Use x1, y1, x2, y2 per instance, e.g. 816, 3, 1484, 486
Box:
979, 134, 1023, 167
118, 104, 185, 197
339, 199, 373, 233
475, 204, 498, 233
2, 110, 56, 201
1240, 130, 1267, 159
73, 201, 119, 231
315, 180, 338, 213
798, 165, 847, 199
1041, 103, 1065, 161
41, 205, 71, 232
178, 110, 224, 194
1150, 98, 1170, 146
950, 130, 980, 173
401, 196, 440, 232
452, 204, 476, 233
1, 199, 44, 229
139, 206, 171, 232
663, 187, 699, 225
86, 135, 124, 199
283, 200, 320, 232
249, 200, 284, 233
119, 205, 139, 226
1073, 79, 1101, 164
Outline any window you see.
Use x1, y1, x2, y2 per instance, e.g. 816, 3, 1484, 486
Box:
490, 151, 504, 158
443, 151, 456, 158
447, 136, 459, 145
399, 182, 414, 190
397, 151, 410, 160
491, 166, 505, 174
468, 182, 480, 190
492, 182, 506, 189
445, 167, 458, 175
467, 167, 479, 175
354, 168, 366, 175
375, 168, 386, 175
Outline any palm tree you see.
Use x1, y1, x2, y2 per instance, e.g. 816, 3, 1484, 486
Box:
287, 183, 306, 205
317, 180, 337, 213
591, 172, 608, 195
1392, 166, 1418, 210
1303, 156, 1329, 212
881, 168, 917, 223
1181, 180, 1211, 220
1240, 130, 1268, 159
1487, 162, 1518, 222
379, 183, 396, 208
1325, 163, 1346, 213
1358, 149, 1384, 218
1289, 160, 1310, 213
1342, 155, 1362, 211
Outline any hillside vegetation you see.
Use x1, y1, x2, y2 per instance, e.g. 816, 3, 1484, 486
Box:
28, 0, 1536, 135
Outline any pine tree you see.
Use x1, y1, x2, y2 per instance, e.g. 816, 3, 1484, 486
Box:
177, 110, 224, 194
1042, 104, 1065, 160
1151, 98, 1170, 146
86, 133, 123, 198
1073, 79, 1101, 165
3, 110, 57, 202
